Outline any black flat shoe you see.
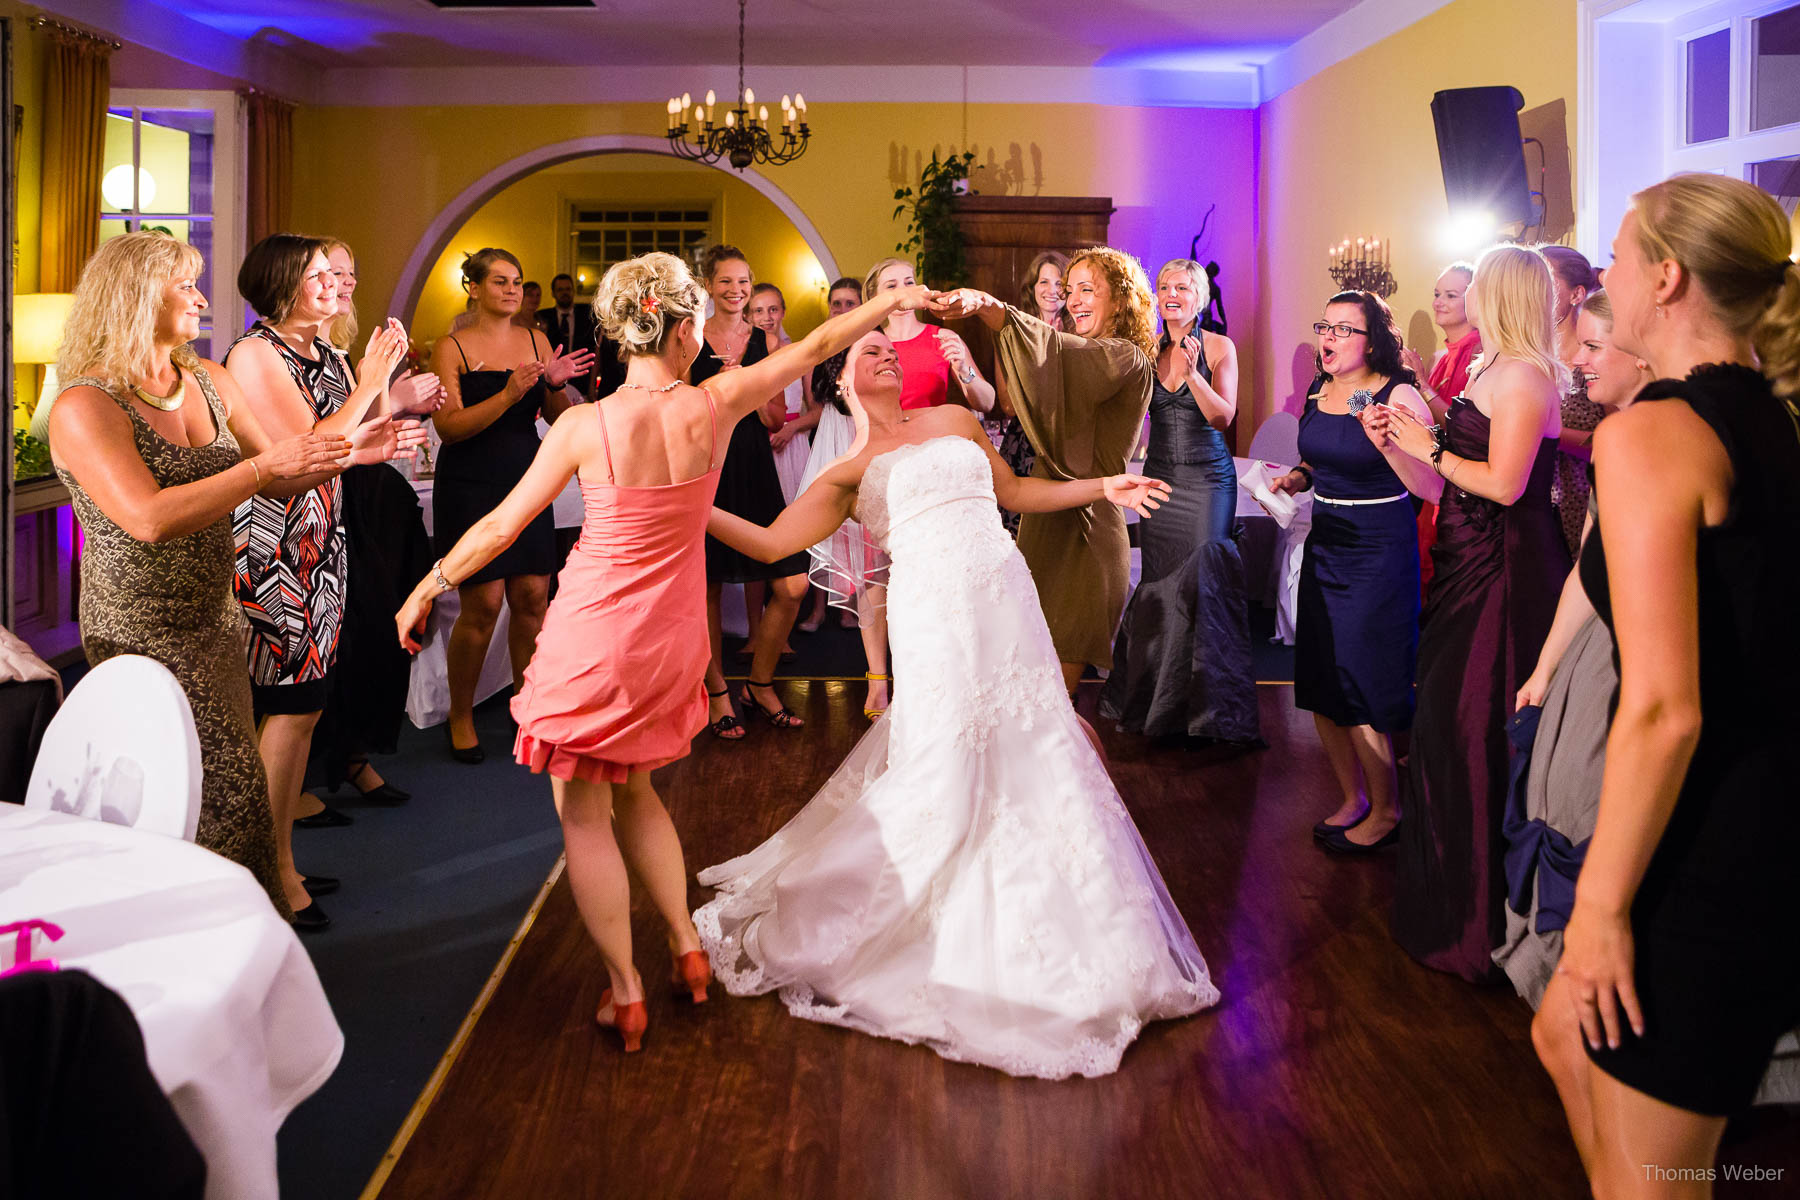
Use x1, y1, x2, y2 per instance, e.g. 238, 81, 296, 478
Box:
1320, 822, 1400, 855
296, 806, 354, 829
444, 726, 485, 764
343, 762, 410, 805
1312, 809, 1369, 840
291, 900, 331, 932
301, 874, 339, 897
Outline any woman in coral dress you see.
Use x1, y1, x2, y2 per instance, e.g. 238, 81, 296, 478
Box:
397, 252, 935, 1052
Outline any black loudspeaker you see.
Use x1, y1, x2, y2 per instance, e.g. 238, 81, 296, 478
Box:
1431, 87, 1533, 226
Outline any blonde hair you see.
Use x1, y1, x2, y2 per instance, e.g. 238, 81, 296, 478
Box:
862, 257, 913, 305
57, 231, 204, 391
1632, 172, 1800, 399
1068, 246, 1157, 360
1155, 258, 1213, 320
321, 237, 358, 351
1468, 244, 1568, 393
593, 252, 706, 359
1579, 288, 1615, 328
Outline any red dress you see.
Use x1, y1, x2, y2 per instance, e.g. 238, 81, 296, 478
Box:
512, 394, 721, 783
894, 327, 952, 410
1418, 328, 1482, 599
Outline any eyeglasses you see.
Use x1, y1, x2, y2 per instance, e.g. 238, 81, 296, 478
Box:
1312, 321, 1368, 338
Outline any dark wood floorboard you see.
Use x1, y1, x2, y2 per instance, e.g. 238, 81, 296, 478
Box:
375, 684, 1799, 1199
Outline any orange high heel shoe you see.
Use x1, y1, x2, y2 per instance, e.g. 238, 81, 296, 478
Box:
595, 988, 648, 1053
671, 950, 712, 1003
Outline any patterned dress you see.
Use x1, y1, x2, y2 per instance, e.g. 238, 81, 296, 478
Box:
55, 370, 290, 916
226, 326, 350, 688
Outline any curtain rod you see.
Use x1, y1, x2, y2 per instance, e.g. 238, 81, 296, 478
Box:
29, 15, 122, 50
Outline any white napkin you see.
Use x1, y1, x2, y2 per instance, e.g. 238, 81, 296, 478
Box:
1238, 460, 1300, 529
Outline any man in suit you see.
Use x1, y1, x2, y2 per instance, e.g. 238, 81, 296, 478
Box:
536, 273, 601, 397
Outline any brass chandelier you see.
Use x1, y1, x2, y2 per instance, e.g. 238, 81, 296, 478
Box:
666, 0, 811, 171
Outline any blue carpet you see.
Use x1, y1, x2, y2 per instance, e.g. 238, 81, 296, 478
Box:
276, 693, 561, 1200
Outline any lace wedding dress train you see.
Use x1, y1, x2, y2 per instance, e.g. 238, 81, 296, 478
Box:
695, 436, 1217, 1079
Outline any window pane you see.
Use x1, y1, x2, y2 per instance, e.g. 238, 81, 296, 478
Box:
1752, 4, 1800, 132
1749, 154, 1800, 216
101, 112, 136, 213
142, 109, 213, 215
1687, 28, 1732, 144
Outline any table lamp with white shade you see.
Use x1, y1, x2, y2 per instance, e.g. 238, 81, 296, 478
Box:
16, 293, 74, 442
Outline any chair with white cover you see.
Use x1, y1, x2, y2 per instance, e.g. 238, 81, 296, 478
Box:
1245, 411, 1301, 467
24, 655, 203, 842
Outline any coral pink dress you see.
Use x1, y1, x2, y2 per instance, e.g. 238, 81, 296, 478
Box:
512, 391, 721, 783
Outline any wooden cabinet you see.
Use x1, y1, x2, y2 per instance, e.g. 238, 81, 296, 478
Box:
945, 195, 1114, 381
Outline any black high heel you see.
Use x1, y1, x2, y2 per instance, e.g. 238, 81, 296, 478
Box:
343, 760, 411, 805
444, 724, 485, 765
706, 687, 745, 740
738, 680, 803, 729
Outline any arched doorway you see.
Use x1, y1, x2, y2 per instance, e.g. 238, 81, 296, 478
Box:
388, 134, 838, 325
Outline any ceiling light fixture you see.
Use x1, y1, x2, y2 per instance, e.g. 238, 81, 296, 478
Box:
666, 0, 810, 171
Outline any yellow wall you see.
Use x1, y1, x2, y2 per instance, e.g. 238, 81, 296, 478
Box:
292, 100, 1258, 360
1254, 0, 1579, 429
412, 155, 825, 342
7, 5, 48, 427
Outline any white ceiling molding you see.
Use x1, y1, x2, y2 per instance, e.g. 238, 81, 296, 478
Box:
1259, 0, 1458, 100
316, 63, 1262, 110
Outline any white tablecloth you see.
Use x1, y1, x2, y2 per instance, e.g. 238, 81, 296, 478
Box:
405, 476, 585, 728
0, 807, 342, 1200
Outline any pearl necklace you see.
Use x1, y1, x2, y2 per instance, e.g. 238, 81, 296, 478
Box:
133, 367, 186, 412
616, 379, 682, 393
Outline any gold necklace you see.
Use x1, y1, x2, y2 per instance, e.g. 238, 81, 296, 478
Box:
133, 366, 185, 412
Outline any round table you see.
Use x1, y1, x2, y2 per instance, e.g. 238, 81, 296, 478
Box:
0, 806, 342, 1200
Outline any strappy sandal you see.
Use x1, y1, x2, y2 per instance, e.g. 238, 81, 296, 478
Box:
739, 680, 804, 729
863, 672, 891, 721
706, 687, 745, 740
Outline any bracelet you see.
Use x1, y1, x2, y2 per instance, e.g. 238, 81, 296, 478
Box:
431, 558, 455, 593
1294, 465, 1315, 490
1443, 455, 1463, 486
960, 366, 978, 384
247, 458, 262, 490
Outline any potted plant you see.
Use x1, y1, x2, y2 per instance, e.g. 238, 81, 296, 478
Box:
893, 149, 977, 288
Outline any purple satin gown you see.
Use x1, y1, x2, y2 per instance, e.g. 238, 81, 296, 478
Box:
1394, 397, 1568, 982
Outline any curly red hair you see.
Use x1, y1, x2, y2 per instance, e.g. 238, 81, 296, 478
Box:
1067, 246, 1157, 360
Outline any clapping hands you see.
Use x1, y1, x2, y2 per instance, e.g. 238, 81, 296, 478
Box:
363, 319, 408, 379
389, 370, 445, 416
544, 343, 597, 388
1103, 473, 1172, 516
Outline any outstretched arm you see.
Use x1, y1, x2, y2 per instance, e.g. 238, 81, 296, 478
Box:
397, 412, 584, 650
707, 287, 934, 427
706, 471, 859, 564
949, 408, 1169, 516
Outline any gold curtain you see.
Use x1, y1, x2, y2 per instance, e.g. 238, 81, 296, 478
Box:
245, 92, 295, 248
37, 32, 113, 291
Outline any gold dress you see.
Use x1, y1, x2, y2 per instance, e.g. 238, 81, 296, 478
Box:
993, 307, 1153, 670
54, 371, 290, 917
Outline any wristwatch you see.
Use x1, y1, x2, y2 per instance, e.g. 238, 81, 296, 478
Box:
959, 366, 978, 384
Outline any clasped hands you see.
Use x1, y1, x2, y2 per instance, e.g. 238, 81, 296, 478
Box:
1355, 399, 1437, 463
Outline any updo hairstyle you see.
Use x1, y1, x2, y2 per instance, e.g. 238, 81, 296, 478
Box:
592, 252, 707, 359
461, 247, 522, 289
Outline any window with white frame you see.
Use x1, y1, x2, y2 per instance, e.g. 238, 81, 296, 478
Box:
1581, 0, 1800, 251
101, 91, 245, 357
567, 204, 713, 296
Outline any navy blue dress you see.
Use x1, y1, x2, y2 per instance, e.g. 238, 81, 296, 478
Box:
1293, 377, 1420, 733
1101, 346, 1259, 741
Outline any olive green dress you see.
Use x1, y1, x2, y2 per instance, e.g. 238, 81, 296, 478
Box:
993, 307, 1154, 670
54, 370, 290, 918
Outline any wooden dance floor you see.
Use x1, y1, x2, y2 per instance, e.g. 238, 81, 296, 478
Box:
371, 684, 1798, 1199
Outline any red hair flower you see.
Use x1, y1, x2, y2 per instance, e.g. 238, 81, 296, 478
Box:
641, 292, 660, 314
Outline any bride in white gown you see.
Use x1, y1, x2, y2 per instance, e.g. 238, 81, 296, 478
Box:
696, 329, 1218, 1079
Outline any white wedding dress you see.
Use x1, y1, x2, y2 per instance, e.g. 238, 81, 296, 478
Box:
694, 435, 1218, 1079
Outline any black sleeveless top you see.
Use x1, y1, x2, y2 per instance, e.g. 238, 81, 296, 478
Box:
1147, 333, 1230, 466
1579, 363, 1800, 917
436, 328, 549, 485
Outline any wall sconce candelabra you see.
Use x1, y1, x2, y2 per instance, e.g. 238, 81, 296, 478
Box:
666, 0, 810, 171
1328, 237, 1396, 298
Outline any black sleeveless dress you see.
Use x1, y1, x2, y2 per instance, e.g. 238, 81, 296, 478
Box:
1100, 344, 1259, 742
692, 327, 808, 581
1579, 364, 1800, 1116
1394, 393, 1567, 982
434, 331, 557, 583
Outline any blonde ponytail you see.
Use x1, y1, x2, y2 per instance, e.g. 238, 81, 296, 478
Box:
1752, 262, 1800, 400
